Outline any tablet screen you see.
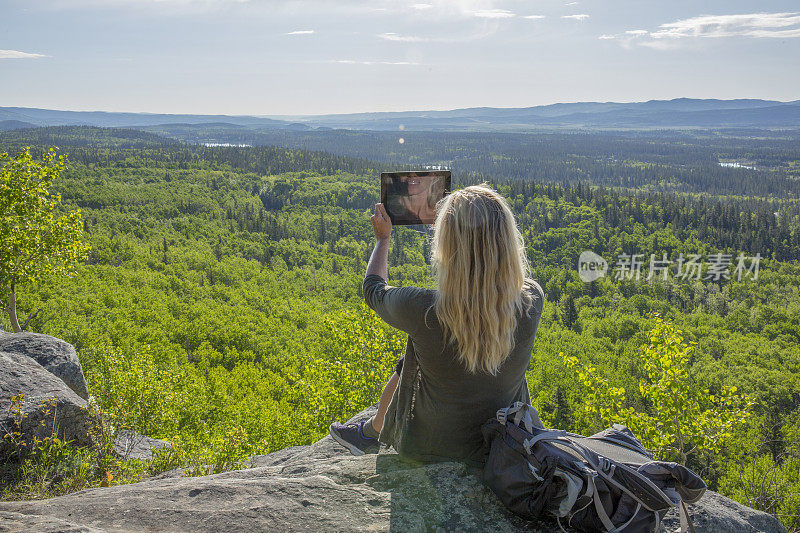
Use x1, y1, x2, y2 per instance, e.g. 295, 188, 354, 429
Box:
380, 171, 451, 225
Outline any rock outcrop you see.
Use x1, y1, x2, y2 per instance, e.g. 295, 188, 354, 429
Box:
113, 430, 172, 461
0, 332, 89, 400
0, 406, 787, 533
0, 351, 94, 449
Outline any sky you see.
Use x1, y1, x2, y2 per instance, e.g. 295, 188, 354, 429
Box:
1, 0, 798, 115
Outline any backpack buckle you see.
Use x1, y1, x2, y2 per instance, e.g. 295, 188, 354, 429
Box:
599, 457, 615, 476
497, 408, 508, 425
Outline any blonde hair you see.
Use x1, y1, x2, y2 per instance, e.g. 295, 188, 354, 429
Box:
431, 184, 533, 375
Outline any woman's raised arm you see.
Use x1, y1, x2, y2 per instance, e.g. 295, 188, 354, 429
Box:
366, 203, 392, 281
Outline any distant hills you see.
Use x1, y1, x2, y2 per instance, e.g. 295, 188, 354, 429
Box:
1, 98, 798, 132
0, 107, 301, 130
274, 98, 800, 130
0, 120, 36, 131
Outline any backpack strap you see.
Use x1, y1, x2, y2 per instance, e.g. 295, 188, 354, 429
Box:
562, 474, 656, 533
586, 474, 647, 532
497, 402, 544, 432
679, 500, 697, 533
522, 431, 568, 454
587, 474, 617, 532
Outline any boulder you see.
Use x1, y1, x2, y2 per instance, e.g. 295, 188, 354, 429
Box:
113, 430, 172, 461
0, 406, 787, 532
0, 351, 93, 450
0, 332, 89, 400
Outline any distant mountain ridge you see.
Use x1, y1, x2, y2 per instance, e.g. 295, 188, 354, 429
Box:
0, 107, 301, 129
1, 98, 798, 132
274, 98, 792, 121
274, 98, 800, 130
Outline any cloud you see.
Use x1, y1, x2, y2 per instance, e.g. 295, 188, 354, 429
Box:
0, 49, 47, 59
561, 14, 589, 21
286, 30, 314, 35
604, 12, 800, 49
650, 12, 800, 40
472, 9, 515, 19
330, 59, 418, 65
411, 3, 433, 9
565, 1, 578, 5
42, 0, 257, 13
377, 19, 505, 44
378, 32, 431, 42
523, 15, 545, 20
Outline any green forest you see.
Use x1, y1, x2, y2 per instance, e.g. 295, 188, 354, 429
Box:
1, 126, 799, 530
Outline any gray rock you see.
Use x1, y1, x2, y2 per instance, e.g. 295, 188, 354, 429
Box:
0, 332, 89, 400
0, 406, 787, 532
661, 490, 788, 533
112, 430, 173, 461
0, 511, 105, 533
144, 467, 187, 481
0, 351, 93, 449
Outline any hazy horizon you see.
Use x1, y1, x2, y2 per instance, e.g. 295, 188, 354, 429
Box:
3, 95, 798, 120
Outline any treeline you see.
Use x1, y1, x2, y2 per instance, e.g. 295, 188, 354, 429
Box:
0, 126, 177, 149
252, 175, 800, 261
501, 181, 800, 261
0, 126, 385, 177
6, 125, 800, 199
138, 126, 800, 197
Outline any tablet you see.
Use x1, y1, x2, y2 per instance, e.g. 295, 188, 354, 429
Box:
380, 170, 451, 225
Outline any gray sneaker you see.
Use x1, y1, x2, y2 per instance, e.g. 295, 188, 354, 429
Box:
328, 420, 381, 456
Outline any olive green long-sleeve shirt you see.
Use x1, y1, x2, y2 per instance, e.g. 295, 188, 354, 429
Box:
363, 274, 545, 467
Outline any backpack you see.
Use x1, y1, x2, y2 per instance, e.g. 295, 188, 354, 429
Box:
481, 402, 706, 532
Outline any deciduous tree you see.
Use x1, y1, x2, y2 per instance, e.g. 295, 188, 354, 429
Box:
564, 315, 753, 464
0, 148, 89, 332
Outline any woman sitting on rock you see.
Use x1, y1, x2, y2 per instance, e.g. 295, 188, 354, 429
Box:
329, 184, 545, 466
